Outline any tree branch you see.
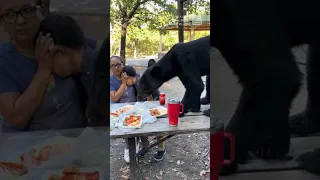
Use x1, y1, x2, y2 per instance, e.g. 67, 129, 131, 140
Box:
128, 0, 150, 20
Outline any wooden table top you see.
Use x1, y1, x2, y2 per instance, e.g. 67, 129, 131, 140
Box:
110, 102, 211, 138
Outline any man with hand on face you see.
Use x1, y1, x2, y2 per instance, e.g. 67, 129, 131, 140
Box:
110, 56, 137, 103
35, 0, 101, 50
0, 0, 97, 132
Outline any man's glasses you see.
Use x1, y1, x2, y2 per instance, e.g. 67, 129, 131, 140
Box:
0, 6, 39, 24
110, 63, 123, 69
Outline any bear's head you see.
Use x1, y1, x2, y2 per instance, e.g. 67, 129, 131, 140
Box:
137, 45, 180, 100
137, 65, 166, 100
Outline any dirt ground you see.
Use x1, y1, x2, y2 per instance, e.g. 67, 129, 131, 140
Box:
110, 133, 210, 180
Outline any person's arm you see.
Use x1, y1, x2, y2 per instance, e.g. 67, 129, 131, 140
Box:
110, 82, 127, 103
0, 69, 52, 128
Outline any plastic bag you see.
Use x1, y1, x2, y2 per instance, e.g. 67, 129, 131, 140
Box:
37, 128, 108, 168
32, 127, 109, 179
113, 102, 158, 133
115, 114, 139, 133
110, 116, 119, 130
0, 130, 74, 179
141, 111, 157, 124
123, 102, 158, 115
142, 101, 159, 109
128, 102, 146, 114
118, 102, 157, 123
0, 128, 109, 179
115, 112, 157, 134
0, 129, 59, 163
132, 102, 157, 124
110, 103, 125, 112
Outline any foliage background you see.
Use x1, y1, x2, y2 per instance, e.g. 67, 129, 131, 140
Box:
110, 0, 210, 59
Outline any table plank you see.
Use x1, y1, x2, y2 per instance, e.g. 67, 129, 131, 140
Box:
110, 102, 211, 138
110, 101, 210, 113
0, 127, 108, 148
110, 115, 210, 138
220, 170, 320, 180
238, 136, 320, 172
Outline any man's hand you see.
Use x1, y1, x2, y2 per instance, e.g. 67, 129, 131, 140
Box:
121, 72, 128, 85
35, 32, 56, 72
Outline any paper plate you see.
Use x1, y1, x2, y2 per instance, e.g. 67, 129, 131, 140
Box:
149, 106, 168, 117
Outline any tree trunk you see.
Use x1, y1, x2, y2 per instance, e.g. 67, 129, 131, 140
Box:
133, 42, 137, 58
120, 19, 129, 64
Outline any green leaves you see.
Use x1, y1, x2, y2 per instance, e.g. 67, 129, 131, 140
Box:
184, 0, 210, 15
110, 0, 210, 59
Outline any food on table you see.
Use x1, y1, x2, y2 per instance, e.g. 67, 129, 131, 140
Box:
0, 162, 27, 176
48, 166, 100, 180
20, 143, 69, 166
116, 105, 133, 114
149, 106, 167, 117
63, 165, 81, 174
110, 112, 119, 117
122, 115, 142, 127
149, 108, 161, 116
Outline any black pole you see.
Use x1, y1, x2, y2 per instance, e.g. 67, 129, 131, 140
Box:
177, 0, 184, 43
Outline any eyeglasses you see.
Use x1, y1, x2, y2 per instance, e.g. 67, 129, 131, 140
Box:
110, 63, 123, 69
0, 6, 39, 24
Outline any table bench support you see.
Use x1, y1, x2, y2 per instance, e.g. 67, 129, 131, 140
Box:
128, 137, 137, 179
136, 134, 175, 157
127, 135, 175, 179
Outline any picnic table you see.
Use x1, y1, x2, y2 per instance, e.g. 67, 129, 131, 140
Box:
110, 101, 211, 179
0, 127, 110, 179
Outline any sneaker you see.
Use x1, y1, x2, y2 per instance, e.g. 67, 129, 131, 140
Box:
138, 148, 147, 158
154, 150, 166, 161
124, 149, 130, 163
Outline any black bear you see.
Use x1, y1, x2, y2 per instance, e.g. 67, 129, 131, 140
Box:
289, 47, 320, 136
86, 36, 110, 127
137, 36, 210, 114
211, 0, 320, 175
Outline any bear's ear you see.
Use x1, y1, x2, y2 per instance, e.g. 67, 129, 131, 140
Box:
150, 66, 163, 80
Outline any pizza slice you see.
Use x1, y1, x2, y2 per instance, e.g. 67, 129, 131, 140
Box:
0, 162, 28, 177
48, 166, 100, 180
20, 143, 69, 166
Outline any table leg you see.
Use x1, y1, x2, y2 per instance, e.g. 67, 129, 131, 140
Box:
128, 137, 137, 179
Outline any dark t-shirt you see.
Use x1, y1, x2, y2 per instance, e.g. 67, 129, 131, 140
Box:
0, 40, 96, 132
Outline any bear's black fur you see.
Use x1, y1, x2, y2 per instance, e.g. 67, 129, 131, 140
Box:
137, 36, 210, 114
86, 36, 110, 127
296, 148, 320, 176
211, 0, 320, 175
289, 45, 320, 136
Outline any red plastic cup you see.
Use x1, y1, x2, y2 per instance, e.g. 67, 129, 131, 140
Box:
210, 132, 235, 180
167, 98, 184, 126
159, 93, 166, 105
